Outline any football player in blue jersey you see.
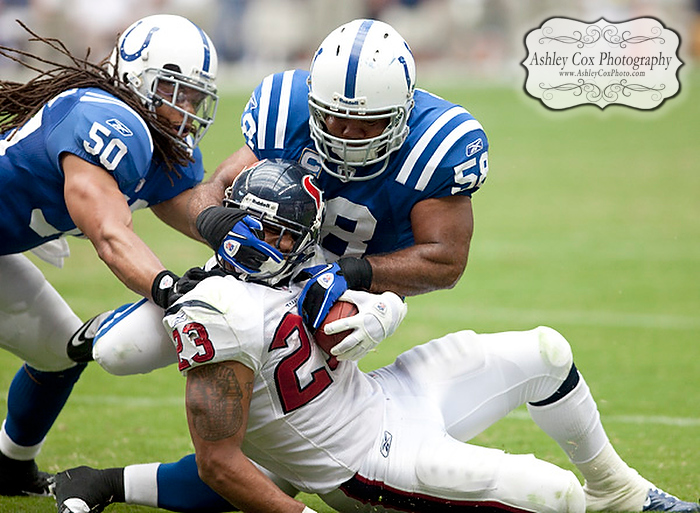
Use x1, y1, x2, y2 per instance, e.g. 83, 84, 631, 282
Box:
62, 19, 486, 381
198, 18, 489, 337
0, 14, 249, 496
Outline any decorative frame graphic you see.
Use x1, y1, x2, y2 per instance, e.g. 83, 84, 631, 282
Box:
522, 17, 682, 110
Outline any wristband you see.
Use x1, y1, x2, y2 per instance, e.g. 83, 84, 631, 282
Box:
151, 270, 179, 309
337, 257, 373, 291
196, 205, 246, 249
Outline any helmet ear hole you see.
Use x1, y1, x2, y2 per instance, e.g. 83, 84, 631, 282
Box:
163, 63, 182, 73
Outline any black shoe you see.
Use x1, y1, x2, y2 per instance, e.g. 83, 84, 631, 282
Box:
0, 452, 53, 496
67, 311, 114, 363
53, 466, 124, 513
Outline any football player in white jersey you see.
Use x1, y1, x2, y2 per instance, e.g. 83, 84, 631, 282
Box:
54, 160, 700, 513
0, 14, 260, 496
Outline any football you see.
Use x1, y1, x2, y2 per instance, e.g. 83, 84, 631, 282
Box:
314, 301, 359, 356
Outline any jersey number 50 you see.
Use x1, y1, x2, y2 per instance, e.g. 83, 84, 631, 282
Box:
83, 122, 129, 171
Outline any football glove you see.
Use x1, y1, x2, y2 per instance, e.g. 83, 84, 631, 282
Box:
217, 215, 284, 274
196, 205, 247, 249
151, 270, 181, 309
151, 267, 227, 310
324, 289, 407, 361
296, 257, 373, 330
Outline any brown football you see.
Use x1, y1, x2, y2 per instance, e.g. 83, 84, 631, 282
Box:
314, 301, 359, 356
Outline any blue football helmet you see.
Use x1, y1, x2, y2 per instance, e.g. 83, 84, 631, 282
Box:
221, 159, 324, 285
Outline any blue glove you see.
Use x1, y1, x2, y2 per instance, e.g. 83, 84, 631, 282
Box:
296, 263, 349, 330
218, 215, 284, 274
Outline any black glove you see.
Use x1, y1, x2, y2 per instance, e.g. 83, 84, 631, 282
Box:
151, 270, 181, 310
174, 266, 227, 295
196, 205, 247, 249
151, 267, 228, 310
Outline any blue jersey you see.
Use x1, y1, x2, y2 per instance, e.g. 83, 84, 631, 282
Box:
0, 87, 205, 254
241, 70, 489, 259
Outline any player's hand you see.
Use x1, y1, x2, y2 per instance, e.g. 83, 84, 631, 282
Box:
296, 257, 373, 330
324, 290, 407, 361
151, 270, 181, 309
151, 267, 227, 310
217, 215, 284, 274
296, 262, 349, 330
175, 266, 227, 296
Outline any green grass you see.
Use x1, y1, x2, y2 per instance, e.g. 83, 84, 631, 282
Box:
1, 70, 699, 511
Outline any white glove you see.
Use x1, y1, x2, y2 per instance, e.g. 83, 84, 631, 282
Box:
324, 289, 407, 361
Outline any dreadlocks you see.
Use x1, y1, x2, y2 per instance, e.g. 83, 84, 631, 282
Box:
0, 21, 191, 173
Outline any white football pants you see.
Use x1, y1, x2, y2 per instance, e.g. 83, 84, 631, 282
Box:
92, 298, 177, 375
321, 327, 587, 513
0, 254, 81, 371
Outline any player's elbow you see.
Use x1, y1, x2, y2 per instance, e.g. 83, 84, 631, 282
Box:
436, 264, 464, 290
435, 250, 468, 290
196, 454, 225, 490
195, 449, 244, 492
443, 268, 464, 290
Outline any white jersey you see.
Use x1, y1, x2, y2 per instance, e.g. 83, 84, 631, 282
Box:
166, 281, 588, 512
163, 275, 384, 494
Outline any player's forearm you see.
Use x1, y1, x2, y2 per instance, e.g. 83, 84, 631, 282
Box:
366, 245, 467, 296
151, 190, 205, 243
92, 229, 166, 299
198, 451, 307, 513
187, 145, 259, 233
187, 178, 229, 225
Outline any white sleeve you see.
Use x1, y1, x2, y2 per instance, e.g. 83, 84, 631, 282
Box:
163, 275, 266, 374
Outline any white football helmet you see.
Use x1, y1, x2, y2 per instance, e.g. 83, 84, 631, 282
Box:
308, 19, 416, 181
112, 14, 219, 148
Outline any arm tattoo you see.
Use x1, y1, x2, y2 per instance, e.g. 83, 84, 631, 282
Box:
187, 363, 252, 442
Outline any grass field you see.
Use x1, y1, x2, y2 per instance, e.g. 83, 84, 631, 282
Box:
1, 68, 698, 512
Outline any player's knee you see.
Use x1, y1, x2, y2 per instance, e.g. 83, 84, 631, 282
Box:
93, 336, 148, 376
534, 326, 573, 377
93, 332, 175, 376
93, 338, 129, 375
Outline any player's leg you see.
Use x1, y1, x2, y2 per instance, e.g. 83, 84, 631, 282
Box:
396, 326, 698, 512
382, 326, 699, 512
528, 367, 700, 512
55, 454, 299, 512
81, 298, 178, 375
0, 254, 85, 496
376, 326, 574, 441
320, 402, 584, 513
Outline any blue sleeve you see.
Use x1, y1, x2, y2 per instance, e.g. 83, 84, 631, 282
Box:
394, 91, 489, 199
431, 122, 489, 198
44, 93, 153, 189
240, 70, 312, 161
137, 147, 206, 206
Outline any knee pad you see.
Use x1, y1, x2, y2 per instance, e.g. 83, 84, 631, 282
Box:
92, 301, 177, 376
534, 326, 573, 376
